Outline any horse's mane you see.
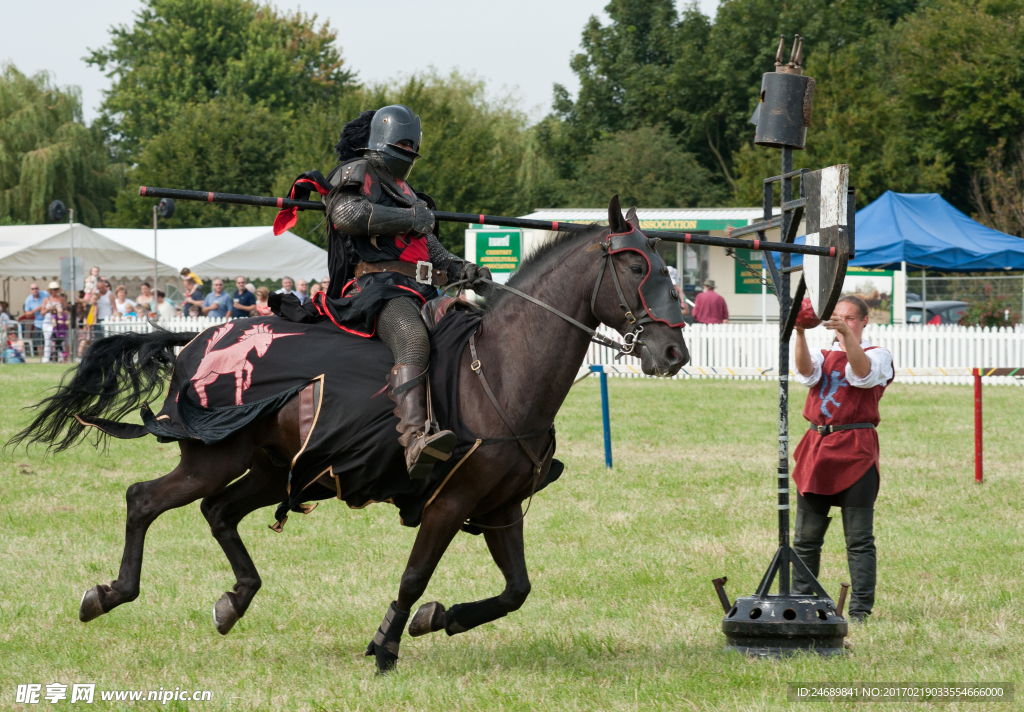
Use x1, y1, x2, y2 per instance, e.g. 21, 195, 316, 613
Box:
477, 223, 605, 313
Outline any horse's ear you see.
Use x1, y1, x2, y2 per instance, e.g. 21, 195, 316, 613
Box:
624, 205, 642, 231
608, 195, 629, 233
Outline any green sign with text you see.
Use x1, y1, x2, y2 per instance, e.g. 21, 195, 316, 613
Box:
476, 230, 521, 273
734, 248, 769, 294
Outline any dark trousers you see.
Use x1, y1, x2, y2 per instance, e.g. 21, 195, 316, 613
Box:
793, 466, 878, 619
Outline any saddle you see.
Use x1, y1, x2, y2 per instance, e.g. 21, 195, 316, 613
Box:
419, 295, 480, 329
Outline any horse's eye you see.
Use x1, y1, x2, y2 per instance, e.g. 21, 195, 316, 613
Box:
630, 264, 644, 276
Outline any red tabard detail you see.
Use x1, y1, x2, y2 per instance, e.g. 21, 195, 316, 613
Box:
792, 347, 891, 496
362, 174, 374, 196
395, 179, 414, 197
396, 235, 429, 263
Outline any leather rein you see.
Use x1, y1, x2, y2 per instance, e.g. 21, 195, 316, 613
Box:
449, 241, 648, 531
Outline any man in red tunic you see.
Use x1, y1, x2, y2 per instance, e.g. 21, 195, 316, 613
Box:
692, 279, 729, 324
792, 295, 893, 622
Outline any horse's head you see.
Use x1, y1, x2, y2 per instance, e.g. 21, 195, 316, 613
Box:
589, 196, 689, 376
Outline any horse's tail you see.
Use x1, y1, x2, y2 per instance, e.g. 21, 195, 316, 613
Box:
6, 328, 199, 453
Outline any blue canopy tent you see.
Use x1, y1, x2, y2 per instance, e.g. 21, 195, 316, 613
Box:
774, 191, 1024, 271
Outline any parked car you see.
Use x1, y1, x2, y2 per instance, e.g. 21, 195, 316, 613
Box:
905, 300, 968, 325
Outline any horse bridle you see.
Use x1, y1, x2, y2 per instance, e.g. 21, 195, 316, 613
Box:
456, 237, 653, 357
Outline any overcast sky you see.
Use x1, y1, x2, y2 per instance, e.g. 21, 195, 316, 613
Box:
4, 0, 720, 125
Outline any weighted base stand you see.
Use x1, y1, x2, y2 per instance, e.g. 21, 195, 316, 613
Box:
720, 546, 847, 657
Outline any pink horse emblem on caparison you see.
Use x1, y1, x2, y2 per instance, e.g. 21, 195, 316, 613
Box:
190, 323, 301, 407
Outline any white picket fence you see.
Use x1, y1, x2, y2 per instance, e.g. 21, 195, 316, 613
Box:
585, 323, 1024, 386
95, 316, 1024, 386
97, 316, 228, 336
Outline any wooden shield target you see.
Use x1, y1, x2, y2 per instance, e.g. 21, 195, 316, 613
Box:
801, 164, 850, 320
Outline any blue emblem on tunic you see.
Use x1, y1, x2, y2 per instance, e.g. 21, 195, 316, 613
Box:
819, 370, 848, 418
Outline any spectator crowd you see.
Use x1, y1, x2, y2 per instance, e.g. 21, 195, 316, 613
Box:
3, 264, 330, 364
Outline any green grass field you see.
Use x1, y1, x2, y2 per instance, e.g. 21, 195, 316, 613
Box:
1, 365, 1021, 711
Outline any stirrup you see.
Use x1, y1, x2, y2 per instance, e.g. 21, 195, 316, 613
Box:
407, 429, 457, 480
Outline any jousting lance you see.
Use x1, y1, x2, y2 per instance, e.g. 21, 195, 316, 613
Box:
138, 185, 848, 259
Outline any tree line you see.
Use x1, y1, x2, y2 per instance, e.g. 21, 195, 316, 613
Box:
3, 0, 1024, 254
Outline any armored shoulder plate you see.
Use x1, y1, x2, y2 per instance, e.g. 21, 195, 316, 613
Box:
332, 159, 368, 188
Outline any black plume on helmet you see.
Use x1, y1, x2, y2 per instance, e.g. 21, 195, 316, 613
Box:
334, 110, 376, 162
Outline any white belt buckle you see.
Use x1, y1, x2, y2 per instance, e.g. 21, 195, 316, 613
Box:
416, 261, 433, 285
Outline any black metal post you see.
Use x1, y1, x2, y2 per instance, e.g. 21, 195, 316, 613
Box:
777, 147, 793, 595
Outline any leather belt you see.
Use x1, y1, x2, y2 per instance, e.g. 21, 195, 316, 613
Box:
355, 260, 448, 286
812, 423, 875, 436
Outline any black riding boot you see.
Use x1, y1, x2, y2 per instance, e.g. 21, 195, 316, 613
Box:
842, 507, 876, 621
792, 509, 832, 595
388, 364, 456, 479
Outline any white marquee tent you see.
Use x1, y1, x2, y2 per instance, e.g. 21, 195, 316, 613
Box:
95, 226, 328, 281
0, 223, 178, 281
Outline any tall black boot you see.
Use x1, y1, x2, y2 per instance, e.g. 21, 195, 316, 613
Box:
842, 507, 876, 621
792, 509, 832, 595
388, 365, 456, 479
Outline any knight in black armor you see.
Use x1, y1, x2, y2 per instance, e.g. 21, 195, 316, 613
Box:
277, 105, 490, 478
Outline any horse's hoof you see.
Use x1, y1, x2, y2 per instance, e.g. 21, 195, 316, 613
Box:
213, 593, 240, 635
409, 601, 446, 637
79, 586, 105, 623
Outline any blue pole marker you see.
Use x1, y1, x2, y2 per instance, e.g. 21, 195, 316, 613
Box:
592, 365, 613, 468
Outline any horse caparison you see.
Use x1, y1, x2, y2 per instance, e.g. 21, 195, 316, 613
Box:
9, 197, 688, 673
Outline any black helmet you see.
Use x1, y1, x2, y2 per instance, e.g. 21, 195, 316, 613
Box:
365, 105, 422, 180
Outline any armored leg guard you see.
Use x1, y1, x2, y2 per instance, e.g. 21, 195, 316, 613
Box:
365, 601, 410, 673
792, 509, 832, 595
841, 507, 876, 621
387, 364, 456, 479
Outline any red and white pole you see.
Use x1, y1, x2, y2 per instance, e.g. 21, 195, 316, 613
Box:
974, 368, 983, 484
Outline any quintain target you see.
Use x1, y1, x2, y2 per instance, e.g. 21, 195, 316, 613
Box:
714, 34, 854, 657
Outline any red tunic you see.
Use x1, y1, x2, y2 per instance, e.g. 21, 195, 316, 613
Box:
792, 347, 892, 496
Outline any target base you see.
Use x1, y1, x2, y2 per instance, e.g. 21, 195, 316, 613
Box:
723, 594, 848, 657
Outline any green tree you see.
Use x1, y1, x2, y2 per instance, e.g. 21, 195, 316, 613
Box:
0, 64, 120, 225
889, 0, 1024, 209
109, 97, 287, 227
549, 1, 716, 180
547, 0, 921, 200
87, 0, 353, 157
569, 125, 726, 207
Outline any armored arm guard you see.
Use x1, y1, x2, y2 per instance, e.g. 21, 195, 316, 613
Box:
327, 191, 434, 237
427, 234, 467, 281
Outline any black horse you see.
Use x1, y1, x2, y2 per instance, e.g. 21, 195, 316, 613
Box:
10, 197, 688, 672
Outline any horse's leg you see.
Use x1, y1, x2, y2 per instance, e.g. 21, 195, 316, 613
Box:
365, 495, 467, 673
200, 449, 288, 635
408, 501, 530, 638
192, 373, 213, 407
78, 435, 253, 623
234, 368, 245, 405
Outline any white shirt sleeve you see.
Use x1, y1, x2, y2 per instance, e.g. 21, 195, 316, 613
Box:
794, 349, 825, 388
845, 347, 893, 389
